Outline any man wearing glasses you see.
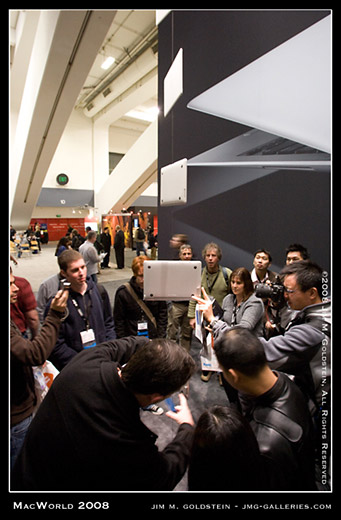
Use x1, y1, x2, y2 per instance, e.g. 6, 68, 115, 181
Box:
258, 260, 331, 416
259, 260, 331, 490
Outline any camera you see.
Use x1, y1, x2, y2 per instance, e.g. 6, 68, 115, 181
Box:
255, 276, 285, 307
59, 278, 71, 291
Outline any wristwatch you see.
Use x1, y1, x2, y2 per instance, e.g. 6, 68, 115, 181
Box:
209, 317, 219, 328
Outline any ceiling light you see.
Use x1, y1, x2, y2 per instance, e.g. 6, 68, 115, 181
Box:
125, 107, 159, 122
101, 56, 115, 70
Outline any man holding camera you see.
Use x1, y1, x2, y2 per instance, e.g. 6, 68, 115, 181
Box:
259, 260, 331, 489
258, 260, 330, 417
46, 250, 116, 371
198, 260, 330, 415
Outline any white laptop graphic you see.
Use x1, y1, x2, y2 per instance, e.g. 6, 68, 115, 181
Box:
187, 15, 331, 172
143, 260, 201, 301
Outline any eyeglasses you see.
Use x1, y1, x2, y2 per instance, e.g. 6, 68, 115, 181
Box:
283, 287, 297, 294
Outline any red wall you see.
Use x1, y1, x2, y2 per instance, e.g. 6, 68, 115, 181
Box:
30, 218, 86, 242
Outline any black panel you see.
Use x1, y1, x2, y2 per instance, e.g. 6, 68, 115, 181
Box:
158, 10, 331, 272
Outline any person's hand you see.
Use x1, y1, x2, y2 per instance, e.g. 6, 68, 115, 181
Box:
165, 393, 194, 426
265, 320, 276, 331
189, 317, 196, 330
50, 289, 69, 314
191, 287, 214, 323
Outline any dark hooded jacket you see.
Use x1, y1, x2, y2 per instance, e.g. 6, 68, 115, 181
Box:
11, 336, 193, 491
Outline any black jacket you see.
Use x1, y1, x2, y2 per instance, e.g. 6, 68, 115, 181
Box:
11, 336, 194, 491
114, 229, 125, 249
240, 371, 316, 491
113, 277, 167, 339
99, 231, 112, 252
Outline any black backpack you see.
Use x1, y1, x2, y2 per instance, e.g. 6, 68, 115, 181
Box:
137, 227, 145, 240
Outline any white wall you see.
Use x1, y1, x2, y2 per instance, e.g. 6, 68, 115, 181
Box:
43, 110, 146, 190
109, 125, 144, 154
35, 108, 155, 219
43, 108, 94, 190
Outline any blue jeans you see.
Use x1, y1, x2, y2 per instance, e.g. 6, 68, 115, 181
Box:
136, 242, 146, 256
11, 415, 33, 469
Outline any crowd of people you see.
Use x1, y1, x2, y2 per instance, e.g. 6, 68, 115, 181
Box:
9, 226, 331, 492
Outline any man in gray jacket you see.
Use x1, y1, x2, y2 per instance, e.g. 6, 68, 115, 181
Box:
79, 230, 105, 283
196, 260, 330, 414
257, 261, 331, 490
258, 260, 331, 415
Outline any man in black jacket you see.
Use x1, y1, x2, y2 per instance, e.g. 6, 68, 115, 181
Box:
99, 226, 112, 268
114, 224, 125, 269
12, 336, 196, 491
214, 328, 317, 491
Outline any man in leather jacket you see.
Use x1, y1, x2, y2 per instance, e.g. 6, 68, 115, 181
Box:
215, 328, 316, 491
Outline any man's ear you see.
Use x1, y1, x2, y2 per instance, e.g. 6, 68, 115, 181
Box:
221, 367, 239, 387
227, 368, 239, 384
309, 287, 319, 301
60, 269, 67, 279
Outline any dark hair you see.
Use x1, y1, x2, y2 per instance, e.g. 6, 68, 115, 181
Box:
121, 339, 196, 395
54, 236, 71, 255
280, 260, 323, 298
57, 249, 83, 271
285, 243, 309, 260
188, 405, 265, 490
214, 328, 267, 377
254, 248, 272, 263
231, 267, 254, 300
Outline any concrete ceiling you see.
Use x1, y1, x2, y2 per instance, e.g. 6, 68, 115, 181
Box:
11, 9, 158, 135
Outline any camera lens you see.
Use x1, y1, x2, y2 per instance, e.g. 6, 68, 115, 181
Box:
255, 284, 273, 298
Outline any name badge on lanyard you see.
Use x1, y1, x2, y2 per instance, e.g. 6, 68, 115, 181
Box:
137, 320, 149, 337
71, 295, 96, 349
80, 328, 96, 349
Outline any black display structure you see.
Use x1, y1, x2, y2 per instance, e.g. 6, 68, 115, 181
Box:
157, 10, 331, 273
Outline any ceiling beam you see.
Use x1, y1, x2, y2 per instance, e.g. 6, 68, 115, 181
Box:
10, 10, 116, 230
